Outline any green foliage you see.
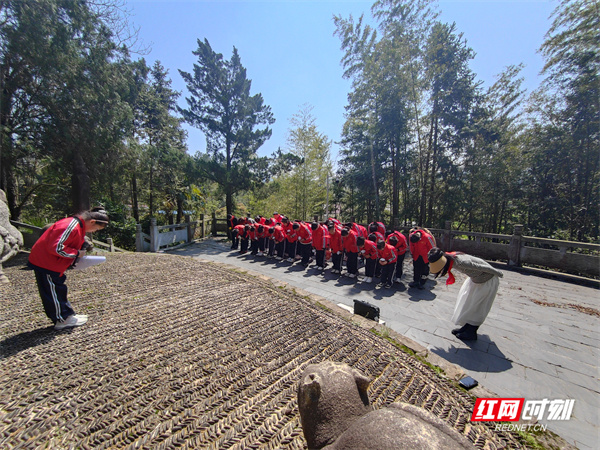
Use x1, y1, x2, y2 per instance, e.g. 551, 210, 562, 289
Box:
178, 39, 275, 216
94, 200, 137, 251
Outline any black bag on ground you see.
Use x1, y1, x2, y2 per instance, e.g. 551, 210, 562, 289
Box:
353, 299, 380, 321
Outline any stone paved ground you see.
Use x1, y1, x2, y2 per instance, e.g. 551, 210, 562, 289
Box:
168, 238, 600, 450
1, 251, 541, 449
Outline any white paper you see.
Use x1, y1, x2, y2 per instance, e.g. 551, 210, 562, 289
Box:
72, 255, 106, 270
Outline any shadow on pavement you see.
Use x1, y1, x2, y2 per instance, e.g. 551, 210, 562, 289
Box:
430, 337, 513, 373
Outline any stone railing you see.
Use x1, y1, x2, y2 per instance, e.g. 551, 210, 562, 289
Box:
136, 218, 197, 252
427, 221, 599, 279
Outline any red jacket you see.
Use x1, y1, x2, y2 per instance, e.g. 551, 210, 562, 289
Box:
271, 225, 286, 243
312, 225, 329, 251
28, 217, 87, 276
256, 225, 270, 238
283, 222, 298, 243
409, 230, 435, 262
359, 240, 378, 260
369, 222, 386, 236
387, 231, 408, 255
233, 224, 247, 239
343, 229, 359, 253
377, 243, 398, 264
368, 231, 384, 243
296, 223, 313, 244
329, 228, 343, 253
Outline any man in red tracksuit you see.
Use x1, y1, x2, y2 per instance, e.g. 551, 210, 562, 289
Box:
281, 217, 298, 262
28, 207, 109, 330
409, 228, 435, 289
341, 226, 359, 278
232, 224, 249, 254
228, 214, 239, 249
376, 240, 397, 288
327, 220, 343, 274
387, 230, 408, 282
269, 223, 287, 260
256, 224, 270, 256
357, 236, 378, 283
248, 225, 259, 255
311, 222, 329, 270
294, 222, 313, 267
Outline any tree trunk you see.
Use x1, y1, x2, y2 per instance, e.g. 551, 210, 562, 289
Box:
131, 174, 139, 222
72, 151, 90, 213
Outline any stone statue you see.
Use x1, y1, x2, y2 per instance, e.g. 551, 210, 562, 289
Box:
0, 190, 23, 283
297, 361, 474, 449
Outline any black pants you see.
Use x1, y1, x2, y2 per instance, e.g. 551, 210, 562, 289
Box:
285, 240, 297, 259
33, 269, 75, 323
381, 263, 395, 285
275, 241, 285, 258
299, 242, 312, 265
332, 252, 343, 272
395, 253, 406, 278
413, 256, 429, 285
346, 252, 358, 275
258, 237, 266, 252
315, 249, 325, 267
240, 238, 249, 253
250, 239, 259, 254
231, 237, 239, 249
267, 239, 275, 256
365, 258, 376, 277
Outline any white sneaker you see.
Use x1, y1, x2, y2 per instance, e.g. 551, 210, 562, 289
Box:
257, 251, 264, 256
364, 277, 373, 283
275, 256, 282, 260
55, 314, 88, 330
287, 258, 294, 263
316, 266, 323, 270
347, 273, 356, 278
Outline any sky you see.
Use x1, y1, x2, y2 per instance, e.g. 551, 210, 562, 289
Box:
124, 0, 557, 164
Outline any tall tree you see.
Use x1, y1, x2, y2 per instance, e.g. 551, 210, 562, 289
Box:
525, 0, 599, 240
283, 105, 332, 220
178, 39, 274, 217
0, 0, 134, 217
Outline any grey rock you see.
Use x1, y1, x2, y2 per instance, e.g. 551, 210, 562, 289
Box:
0, 190, 23, 283
298, 361, 474, 450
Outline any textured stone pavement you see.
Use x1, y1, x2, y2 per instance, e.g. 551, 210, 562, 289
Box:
168, 238, 600, 449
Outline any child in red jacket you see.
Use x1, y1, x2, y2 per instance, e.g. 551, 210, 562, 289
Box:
327, 220, 343, 274
409, 228, 435, 289
28, 207, 109, 330
357, 236, 378, 283
376, 240, 397, 288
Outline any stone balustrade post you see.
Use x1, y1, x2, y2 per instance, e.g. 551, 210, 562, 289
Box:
150, 218, 159, 252
508, 224, 524, 267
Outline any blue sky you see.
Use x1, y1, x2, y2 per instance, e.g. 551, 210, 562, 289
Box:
124, 0, 556, 164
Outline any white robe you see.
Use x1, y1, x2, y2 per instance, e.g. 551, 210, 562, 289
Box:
452, 274, 500, 326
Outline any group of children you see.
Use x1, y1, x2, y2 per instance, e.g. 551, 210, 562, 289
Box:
229, 212, 505, 341
228, 213, 437, 289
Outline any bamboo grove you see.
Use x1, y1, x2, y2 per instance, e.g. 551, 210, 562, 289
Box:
0, 0, 598, 250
